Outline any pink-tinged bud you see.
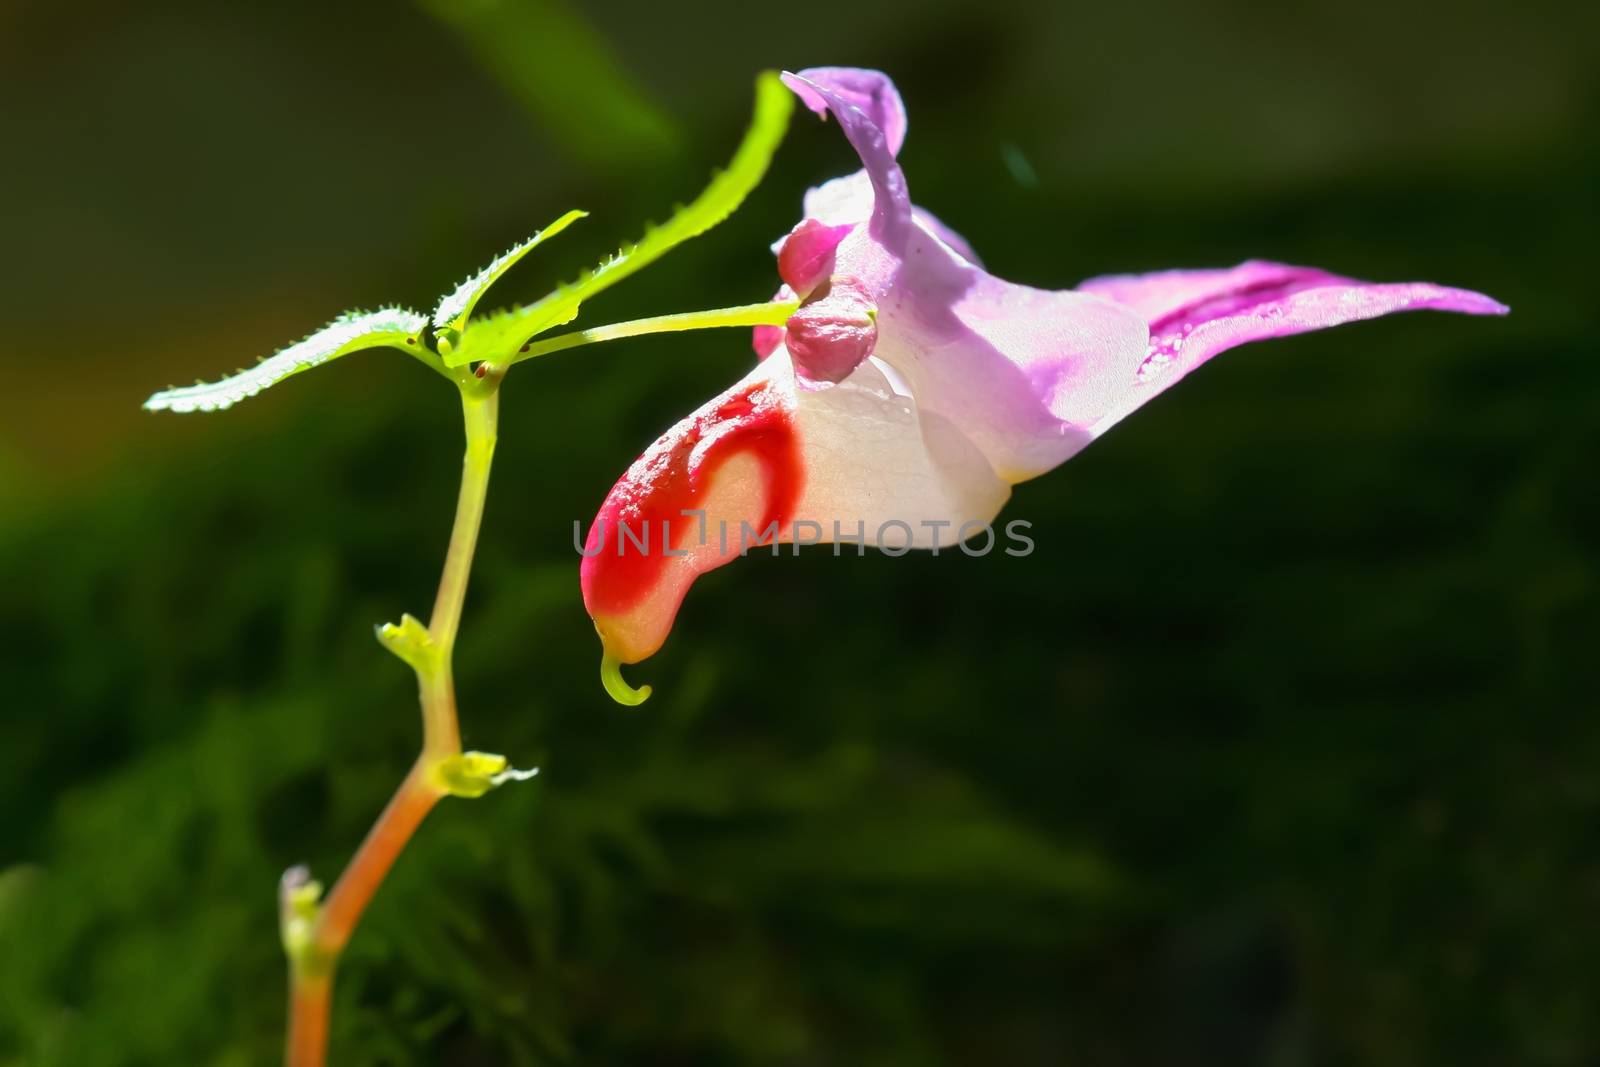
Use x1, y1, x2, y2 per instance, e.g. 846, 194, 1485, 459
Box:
784, 279, 877, 386
752, 283, 798, 360
777, 218, 855, 296
752, 284, 796, 359
752, 324, 784, 359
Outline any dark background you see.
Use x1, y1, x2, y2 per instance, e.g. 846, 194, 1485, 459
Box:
3, 0, 1598, 1063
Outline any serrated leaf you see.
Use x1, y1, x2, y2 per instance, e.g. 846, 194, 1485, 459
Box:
444, 70, 794, 368
143, 308, 429, 414
432, 209, 587, 333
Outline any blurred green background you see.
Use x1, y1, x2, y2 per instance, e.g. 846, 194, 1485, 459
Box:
3, 0, 1598, 1063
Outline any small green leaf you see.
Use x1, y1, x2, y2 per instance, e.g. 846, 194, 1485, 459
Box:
445, 70, 794, 367
144, 307, 429, 414
432, 209, 587, 334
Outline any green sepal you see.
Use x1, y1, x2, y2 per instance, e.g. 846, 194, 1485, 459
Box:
278, 865, 324, 963
375, 612, 436, 674
429, 751, 539, 799
432, 209, 587, 336
443, 71, 794, 367
144, 307, 429, 413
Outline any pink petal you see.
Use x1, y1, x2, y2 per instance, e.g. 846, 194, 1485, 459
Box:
914, 205, 983, 266
784, 278, 879, 385
582, 369, 804, 664
797, 172, 983, 265
582, 352, 1008, 664
789, 66, 908, 155
591, 66, 1513, 677
752, 284, 798, 359
800, 171, 876, 227
873, 230, 1150, 481
1078, 259, 1504, 325
781, 71, 911, 247
778, 66, 1131, 480
776, 218, 855, 295
1077, 261, 1509, 438
752, 323, 784, 359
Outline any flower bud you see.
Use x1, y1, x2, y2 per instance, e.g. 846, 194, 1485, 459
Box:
784, 279, 878, 386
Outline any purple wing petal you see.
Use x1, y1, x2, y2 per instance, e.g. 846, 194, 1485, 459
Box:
782, 70, 912, 247
798, 175, 984, 267
790, 66, 908, 155
1078, 261, 1508, 438
869, 230, 1151, 482
1078, 261, 1343, 323
1079, 260, 1506, 330
913, 205, 983, 266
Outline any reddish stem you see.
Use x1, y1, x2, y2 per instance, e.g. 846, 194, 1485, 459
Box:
285, 764, 443, 1067
315, 761, 443, 955
285, 975, 331, 1067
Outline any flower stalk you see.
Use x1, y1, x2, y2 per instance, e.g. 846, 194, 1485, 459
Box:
509, 300, 797, 365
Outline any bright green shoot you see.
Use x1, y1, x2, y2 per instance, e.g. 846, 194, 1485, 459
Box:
510, 298, 798, 365
143, 72, 793, 414
143, 71, 795, 1067
144, 308, 432, 413
443, 70, 794, 367
432, 208, 588, 335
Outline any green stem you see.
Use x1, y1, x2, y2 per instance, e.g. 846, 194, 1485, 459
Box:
396, 339, 456, 382
279, 294, 758, 1062
283, 378, 500, 1067
422, 387, 498, 754
508, 300, 797, 365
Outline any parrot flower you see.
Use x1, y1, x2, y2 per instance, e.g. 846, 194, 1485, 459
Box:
581, 66, 1506, 700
